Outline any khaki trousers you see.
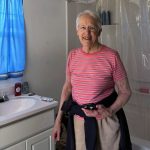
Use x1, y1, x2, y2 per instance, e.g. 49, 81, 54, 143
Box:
74, 115, 120, 150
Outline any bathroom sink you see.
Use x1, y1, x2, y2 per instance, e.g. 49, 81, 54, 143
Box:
0, 97, 36, 116
0, 95, 58, 127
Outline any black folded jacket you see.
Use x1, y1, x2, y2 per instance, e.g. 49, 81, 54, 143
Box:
61, 91, 132, 150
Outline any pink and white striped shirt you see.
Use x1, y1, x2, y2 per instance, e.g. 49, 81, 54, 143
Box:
66, 45, 127, 105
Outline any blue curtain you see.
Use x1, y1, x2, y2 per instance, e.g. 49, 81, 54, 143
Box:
0, 0, 26, 80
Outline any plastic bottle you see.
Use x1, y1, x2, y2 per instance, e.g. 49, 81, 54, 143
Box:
14, 82, 22, 96
106, 11, 111, 25
101, 10, 106, 25
22, 81, 30, 94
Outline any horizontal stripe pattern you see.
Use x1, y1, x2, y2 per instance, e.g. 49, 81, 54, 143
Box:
67, 45, 127, 105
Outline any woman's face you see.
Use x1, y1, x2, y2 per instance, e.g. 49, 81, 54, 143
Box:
76, 15, 100, 49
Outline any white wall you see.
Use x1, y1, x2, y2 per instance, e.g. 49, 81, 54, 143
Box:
23, 0, 66, 100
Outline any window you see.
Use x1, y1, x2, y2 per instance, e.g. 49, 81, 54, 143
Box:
0, 0, 26, 80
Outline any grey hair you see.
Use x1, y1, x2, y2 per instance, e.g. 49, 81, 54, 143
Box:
76, 10, 102, 31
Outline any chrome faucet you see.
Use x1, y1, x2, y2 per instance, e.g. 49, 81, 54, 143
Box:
0, 94, 9, 102
3, 95, 9, 101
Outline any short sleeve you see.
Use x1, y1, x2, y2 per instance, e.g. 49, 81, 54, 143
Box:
113, 52, 127, 81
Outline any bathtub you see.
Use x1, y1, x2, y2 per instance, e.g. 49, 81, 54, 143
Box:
132, 136, 150, 150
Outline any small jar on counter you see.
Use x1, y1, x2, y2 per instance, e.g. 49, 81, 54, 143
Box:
14, 82, 22, 96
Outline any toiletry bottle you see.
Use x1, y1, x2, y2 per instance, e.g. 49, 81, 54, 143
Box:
22, 81, 30, 94
101, 10, 106, 25
15, 82, 22, 96
107, 11, 111, 25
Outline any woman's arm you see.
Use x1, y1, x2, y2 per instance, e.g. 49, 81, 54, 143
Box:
109, 77, 131, 113
55, 79, 72, 123
52, 78, 72, 141
82, 77, 131, 119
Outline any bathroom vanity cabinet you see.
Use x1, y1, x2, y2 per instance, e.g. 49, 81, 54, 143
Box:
0, 97, 58, 150
2, 110, 55, 150
5, 129, 54, 150
5, 141, 26, 150
26, 128, 54, 150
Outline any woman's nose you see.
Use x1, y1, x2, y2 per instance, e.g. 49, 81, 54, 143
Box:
84, 27, 91, 34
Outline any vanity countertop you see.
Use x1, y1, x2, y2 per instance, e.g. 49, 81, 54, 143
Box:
0, 95, 58, 127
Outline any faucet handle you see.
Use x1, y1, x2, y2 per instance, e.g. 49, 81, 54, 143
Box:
2, 95, 9, 101
0, 96, 4, 102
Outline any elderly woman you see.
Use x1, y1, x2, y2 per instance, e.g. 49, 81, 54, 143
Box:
52, 10, 132, 150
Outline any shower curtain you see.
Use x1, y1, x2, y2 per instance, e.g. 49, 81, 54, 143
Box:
0, 0, 26, 80
96, 0, 150, 93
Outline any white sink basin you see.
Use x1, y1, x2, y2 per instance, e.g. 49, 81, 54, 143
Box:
0, 97, 36, 116
0, 95, 58, 127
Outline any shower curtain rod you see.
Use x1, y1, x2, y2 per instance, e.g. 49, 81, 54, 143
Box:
66, 0, 96, 4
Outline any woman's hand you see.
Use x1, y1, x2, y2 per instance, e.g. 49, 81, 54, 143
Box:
52, 121, 61, 141
82, 105, 113, 119
96, 105, 113, 119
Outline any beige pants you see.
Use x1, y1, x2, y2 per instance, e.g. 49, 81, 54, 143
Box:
74, 115, 120, 150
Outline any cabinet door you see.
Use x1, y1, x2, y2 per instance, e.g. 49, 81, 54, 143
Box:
4, 141, 26, 150
26, 129, 55, 150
